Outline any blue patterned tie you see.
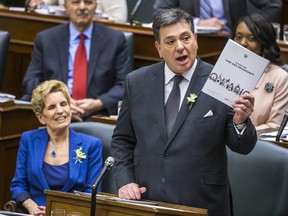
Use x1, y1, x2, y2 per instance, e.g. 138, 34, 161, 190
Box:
200, 0, 212, 19
165, 75, 183, 135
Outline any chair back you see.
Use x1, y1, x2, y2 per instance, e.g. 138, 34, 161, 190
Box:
0, 30, 10, 90
123, 31, 134, 71
70, 122, 117, 194
227, 140, 288, 216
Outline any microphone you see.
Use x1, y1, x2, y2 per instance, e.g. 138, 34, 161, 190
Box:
276, 109, 288, 142
129, 0, 143, 25
90, 156, 114, 216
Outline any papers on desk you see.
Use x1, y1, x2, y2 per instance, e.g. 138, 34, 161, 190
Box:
9, 7, 25, 12
74, 191, 158, 206
14, 100, 32, 106
195, 26, 221, 34
0, 93, 31, 106
202, 39, 269, 107
0, 211, 31, 215
34, 6, 108, 18
34, 5, 66, 16
105, 196, 158, 206
110, 115, 118, 120
0, 92, 15, 104
258, 129, 288, 141
138, 24, 221, 34
0, 92, 15, 100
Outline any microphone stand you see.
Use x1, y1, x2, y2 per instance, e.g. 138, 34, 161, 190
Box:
129, 0, 143, 25
90, 182, 99, 216
90, 157, 114, 216
276, 110, 288, 142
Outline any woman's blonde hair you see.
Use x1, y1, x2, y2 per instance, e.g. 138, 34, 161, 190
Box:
31, 80, 71, 113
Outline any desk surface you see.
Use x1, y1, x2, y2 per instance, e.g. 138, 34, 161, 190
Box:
91, 116, 117, 125
45, 190, 208, 216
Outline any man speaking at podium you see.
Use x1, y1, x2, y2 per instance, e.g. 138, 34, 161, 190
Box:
111, 8, 257, 216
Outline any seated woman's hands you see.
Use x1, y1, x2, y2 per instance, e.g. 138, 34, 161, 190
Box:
23, 198, 46, 215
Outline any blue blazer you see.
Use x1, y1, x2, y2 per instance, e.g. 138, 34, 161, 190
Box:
10, 128, 102, 206
21, 22, 130, 115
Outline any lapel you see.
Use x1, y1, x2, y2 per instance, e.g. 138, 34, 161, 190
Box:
222, 0, 231, 27
87, 23, 104, 88
61, 129, 82, 191
150, 62, 168, 142
165, 59, 211, 149
195, 0, 200, 15
57, 24, 69, 82
34, 129, 50, 189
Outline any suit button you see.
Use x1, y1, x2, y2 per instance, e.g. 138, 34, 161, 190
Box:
164, 153, 169, 159
161, 178, 165, 183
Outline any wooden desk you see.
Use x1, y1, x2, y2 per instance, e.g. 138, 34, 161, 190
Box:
91, 116, 117, 125
45, 190, 208, 216
0, 9, 229, 98
0, 101, 41, 210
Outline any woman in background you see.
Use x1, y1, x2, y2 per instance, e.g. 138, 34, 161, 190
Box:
10, 80, 102, 215
97, 0, 127, 23
233, 13, 288, 132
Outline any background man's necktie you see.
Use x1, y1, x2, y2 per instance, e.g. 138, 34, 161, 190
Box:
72, 33, 87, 100
165, 75, 183, 135
200, 0, 212, 20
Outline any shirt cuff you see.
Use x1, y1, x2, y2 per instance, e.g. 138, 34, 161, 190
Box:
233, 121, 247, 136
193, 17, 200, 27
16, 191, 31, 204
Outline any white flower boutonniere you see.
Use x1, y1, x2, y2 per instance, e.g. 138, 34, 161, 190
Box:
187, 93, 197, 110
74, 147, 86, 164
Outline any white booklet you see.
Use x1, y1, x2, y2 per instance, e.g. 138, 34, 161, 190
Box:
202, 39, 269, 107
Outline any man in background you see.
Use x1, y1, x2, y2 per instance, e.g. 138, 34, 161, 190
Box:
154, 0, 282, 33
21, 0, 130, 121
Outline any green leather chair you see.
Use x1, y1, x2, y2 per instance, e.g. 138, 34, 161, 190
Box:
227, 140, 288, 216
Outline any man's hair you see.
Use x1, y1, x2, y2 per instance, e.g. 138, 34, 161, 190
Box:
152, 8, 195, 43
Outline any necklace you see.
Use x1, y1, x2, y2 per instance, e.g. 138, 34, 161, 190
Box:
49, 139, 69, 158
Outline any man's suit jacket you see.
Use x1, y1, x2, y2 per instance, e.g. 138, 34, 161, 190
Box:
10, 128, 102, 206
111, 59, 257, 216
153, 0, 282, 29
21, 23, 130, 115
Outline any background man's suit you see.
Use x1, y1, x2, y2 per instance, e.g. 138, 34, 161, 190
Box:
10, 128, 102, 206
111, 59, 257, 216
154, 0, 282, 29
22, 23, 130, 115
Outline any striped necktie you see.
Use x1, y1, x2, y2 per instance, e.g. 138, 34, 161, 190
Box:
165, 75, 183, 135
200, 0, 212, 19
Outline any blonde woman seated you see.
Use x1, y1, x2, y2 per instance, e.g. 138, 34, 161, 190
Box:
233, 13, 288, 132
10, 80, 102, 215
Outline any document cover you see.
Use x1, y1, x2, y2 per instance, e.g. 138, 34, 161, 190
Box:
202, 39, 269, 107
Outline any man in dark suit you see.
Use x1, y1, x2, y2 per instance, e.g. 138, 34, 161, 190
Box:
21, 0, 130, 121
111, 8, 257, 216
153, 0, 282, 33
